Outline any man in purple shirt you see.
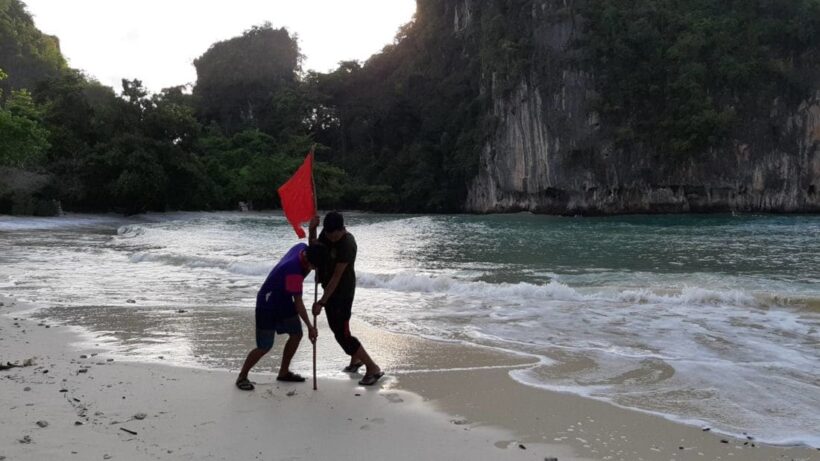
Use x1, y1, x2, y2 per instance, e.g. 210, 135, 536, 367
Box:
235, 243, 323, 391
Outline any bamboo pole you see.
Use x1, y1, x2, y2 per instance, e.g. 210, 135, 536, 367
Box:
310, 144, 318, 391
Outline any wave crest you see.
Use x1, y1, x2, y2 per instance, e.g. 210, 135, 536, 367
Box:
617, 287, 757, 306
129, 252, 271, 276
117, 225, 146, 238
358, 272, 763, 307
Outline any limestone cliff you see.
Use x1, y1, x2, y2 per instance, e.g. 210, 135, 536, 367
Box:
460, 0, 820, 214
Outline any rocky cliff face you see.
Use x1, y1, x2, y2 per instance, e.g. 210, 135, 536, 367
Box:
462, 0, 820, 214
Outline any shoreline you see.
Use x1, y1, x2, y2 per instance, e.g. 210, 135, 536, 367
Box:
3, 295, 818, 460
0, 294, 582, 461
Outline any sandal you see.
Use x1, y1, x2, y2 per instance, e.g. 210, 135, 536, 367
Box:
343, 362, 364, 373
358, 371, 385, 386
235, 378, 255, 391
276, 371, 306, 382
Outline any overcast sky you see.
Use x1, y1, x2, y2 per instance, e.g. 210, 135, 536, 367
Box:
23, 0, 417, 92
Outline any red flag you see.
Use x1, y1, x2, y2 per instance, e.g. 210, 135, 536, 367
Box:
277, 151, 316, 238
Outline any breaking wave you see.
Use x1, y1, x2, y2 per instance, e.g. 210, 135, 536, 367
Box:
358, 271, 766, 307
129, 252, 271, 277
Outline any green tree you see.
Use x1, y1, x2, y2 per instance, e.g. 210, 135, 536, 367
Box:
33, 70, 118, 208
94, 79, 215, 213
0, 73, 50, 168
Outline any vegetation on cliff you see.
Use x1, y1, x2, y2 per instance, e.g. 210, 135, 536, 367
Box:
580, 0, 820, 156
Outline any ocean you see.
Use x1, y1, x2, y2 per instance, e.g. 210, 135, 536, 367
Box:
1, 211, 818, 446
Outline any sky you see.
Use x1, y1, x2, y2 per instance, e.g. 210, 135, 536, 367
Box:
22, 0, 417, 92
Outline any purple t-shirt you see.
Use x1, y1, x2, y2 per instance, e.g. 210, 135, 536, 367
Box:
255, 243, 306, 328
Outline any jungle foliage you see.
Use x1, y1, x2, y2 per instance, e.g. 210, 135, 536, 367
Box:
2, 0, 819, 214
579, 0, 820, 155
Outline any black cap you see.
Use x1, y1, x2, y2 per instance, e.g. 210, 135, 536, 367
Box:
323, 211, 345, 232
306, 243, 328, 267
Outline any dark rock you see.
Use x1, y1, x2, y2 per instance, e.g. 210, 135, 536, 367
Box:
0, 167, 62, 216
18, 435, 32, 444
518, 444, 526, 450
702, 427, 711, 432
720, 439, 729, 444
133, 413, 146, 420
545, 458, 559, 461
79, 355, 87, 359
74, 421, 83, 426
36, 420, 48, 428
126, 299, 136, 304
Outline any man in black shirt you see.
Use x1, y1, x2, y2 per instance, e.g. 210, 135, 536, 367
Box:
310, 212, 383, 385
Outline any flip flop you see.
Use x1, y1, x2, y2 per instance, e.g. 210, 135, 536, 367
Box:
358, 371, 385, 386
235, 378, 254, 391
343, 362, 364, 373
276, 372, 306, 382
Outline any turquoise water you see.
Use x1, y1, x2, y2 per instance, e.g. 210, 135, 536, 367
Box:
0, 212, 818, 446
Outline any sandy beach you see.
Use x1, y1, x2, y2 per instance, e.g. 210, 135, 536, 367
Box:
2, 294, 817, 461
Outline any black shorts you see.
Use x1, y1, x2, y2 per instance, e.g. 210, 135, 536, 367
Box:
325, 296, 353, 324
324, 296, 360, 355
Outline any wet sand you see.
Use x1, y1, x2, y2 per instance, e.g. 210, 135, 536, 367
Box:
350, 319, 819, 460
0, 295, 580, 461
2, 294, 818, 460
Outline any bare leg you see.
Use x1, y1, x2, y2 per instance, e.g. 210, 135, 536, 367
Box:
237, 348, 269, 382
353, 346, 380, 376
278, 334, 302, 377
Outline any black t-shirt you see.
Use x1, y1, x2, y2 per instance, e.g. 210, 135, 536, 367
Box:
318, 231, 357, 299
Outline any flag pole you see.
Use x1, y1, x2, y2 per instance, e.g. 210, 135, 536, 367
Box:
310, 144, 318, 391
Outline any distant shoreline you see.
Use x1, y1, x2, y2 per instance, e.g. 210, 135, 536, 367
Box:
3, 208, 820, 221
